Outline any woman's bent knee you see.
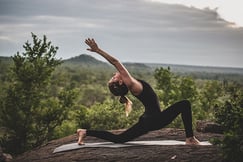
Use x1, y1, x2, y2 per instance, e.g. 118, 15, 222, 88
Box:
181, 99, 191, 107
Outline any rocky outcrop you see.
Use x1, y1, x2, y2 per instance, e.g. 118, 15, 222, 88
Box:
12, 128, 223, 162
0, 146, 5, 162
196, 120, 224, 134
0, 146, 12, 162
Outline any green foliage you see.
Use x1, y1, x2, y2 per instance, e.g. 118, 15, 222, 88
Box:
78, 84, 108, 107
76, 98, 143, 130
0, 33, 76, 154
215, 86, 243, 162
74, 105, 89, 129
193, 80, 225, 121
0, 57, 12, 83
154, 67, 197, 107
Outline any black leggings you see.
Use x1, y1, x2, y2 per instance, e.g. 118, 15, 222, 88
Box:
87, 100, 193, 143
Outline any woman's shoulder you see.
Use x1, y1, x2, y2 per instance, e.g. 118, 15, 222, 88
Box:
127, 78, 144, 96
131, 79, 154, 96
136, 79, 150, 87
135, 79, 155, 95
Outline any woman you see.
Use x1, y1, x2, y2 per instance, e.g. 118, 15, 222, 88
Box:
77, 38, 200, 145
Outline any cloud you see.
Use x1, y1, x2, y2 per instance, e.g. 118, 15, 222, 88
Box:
0, 0, 243, 67
149, 0, 243, 27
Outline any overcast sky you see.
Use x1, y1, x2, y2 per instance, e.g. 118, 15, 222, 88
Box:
0, 0, 243, 68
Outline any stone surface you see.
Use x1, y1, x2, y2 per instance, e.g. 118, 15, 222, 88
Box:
13, 128, 224, 162
0, 146, 6, 162
196, 120, 224, 134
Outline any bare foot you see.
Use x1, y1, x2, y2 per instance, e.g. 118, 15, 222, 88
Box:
185, 136, 200, 145
77, 129, 86, 145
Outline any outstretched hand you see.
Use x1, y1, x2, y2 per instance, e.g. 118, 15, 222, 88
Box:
85, 38, 99, 52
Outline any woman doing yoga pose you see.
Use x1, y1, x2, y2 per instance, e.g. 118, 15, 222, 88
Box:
77, 38, 200, 145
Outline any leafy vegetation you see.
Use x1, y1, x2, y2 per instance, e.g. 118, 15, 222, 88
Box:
214, 82, 243, 162
0, 33, 76, 154
0, 34, 243, 161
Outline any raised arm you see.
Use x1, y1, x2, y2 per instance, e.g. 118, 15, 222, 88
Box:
85, 38, 129, 77
85, 38, 142, 95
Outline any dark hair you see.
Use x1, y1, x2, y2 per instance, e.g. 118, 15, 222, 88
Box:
108, 82, 128, 97
108, 81, 132, 117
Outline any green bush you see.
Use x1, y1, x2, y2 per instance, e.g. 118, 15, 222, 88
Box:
77, 98, 143, 130
215, 86, 243, 162
0, 33, 76, 154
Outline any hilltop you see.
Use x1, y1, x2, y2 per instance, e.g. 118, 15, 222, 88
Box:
62, 54, 243, 74
63, 54, 109, 67
2, 54, 243, 84
13, 128, 224, 162
1, 55, 243, 75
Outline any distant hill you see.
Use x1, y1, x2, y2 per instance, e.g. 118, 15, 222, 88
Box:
62, 54, 153, 74
123, 62, 152, 73
147, 63, 243, 75
1, 55, 243, 75
64, 54, 106, 65
63, 54, 243, 75
0, 56, 13, 64
62, 54, 110, 68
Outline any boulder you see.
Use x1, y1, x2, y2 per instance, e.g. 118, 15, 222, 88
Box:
196, 120, 223, 134
13, 128, 224, 162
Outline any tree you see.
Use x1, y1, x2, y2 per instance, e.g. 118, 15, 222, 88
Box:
199, 80, 223, 111
154, 67, 177, 106
154, 67, 197, 107
79, 98, 143, 130
0, 33, 75, 154
214, 83, 243, 162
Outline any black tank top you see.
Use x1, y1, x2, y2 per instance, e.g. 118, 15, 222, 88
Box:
135, 79, 161, 115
